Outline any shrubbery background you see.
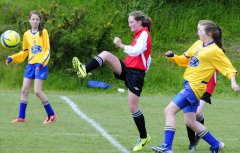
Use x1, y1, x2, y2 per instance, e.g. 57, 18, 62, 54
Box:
0, 0, 239, 96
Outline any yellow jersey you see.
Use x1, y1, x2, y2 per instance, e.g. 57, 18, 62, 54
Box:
167, 40, 237, 98
10, 29, 50, 66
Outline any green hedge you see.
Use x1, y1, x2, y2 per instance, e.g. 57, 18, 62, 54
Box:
0, 0, 240, 96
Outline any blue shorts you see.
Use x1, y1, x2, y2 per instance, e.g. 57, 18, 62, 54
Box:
24, 64, 48, 80
172, 81, 199, 113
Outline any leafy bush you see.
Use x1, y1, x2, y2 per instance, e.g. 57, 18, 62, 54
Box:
1, 1, 118, 70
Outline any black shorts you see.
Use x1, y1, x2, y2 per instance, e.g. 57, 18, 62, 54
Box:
114, 60, 146, 97
200, 92, 212, 104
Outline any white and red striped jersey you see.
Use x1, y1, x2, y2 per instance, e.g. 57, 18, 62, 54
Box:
123, 27, 152, 71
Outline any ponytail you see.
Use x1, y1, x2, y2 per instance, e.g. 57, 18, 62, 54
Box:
142, 17, 152, 32
212, 26, 225, 53
38, 22, 43, 37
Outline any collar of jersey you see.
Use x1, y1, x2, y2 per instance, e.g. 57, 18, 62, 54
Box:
202, 40, 215, 47
30, 30, 38, 35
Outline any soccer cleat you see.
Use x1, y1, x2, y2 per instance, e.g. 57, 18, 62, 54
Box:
188, 144, 196, 152
72, 57, 87, 78
133, 134, 151, 151
10, 118, 26, 123
211, 141, 224, 153
43, 114, 57, 125
188, 136, 200, 152
151, 144, 173, 153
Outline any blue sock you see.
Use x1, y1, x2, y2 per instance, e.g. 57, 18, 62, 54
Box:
163, 126, 176, 149
18, 101, 27, 119
199, 130, 219, 148
44, 103, 55, 117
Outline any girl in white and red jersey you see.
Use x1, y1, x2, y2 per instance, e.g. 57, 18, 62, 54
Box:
72, 10, 152, 151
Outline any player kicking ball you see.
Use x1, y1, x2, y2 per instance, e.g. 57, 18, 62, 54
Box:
73, 10, 152, 151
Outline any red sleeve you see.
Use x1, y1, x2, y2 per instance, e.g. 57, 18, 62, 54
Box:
206, 71, 218, 95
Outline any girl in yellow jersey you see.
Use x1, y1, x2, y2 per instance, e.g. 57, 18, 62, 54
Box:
6, 10, 57, 124
152, 20, 240, 153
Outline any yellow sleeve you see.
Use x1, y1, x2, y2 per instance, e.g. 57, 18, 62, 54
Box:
167, 40, 201, 67
166, 54, 190, 67
10, 33, 29, 64
40, 29, 50, 65
166, 41, 198, 67
212, 50, 238, 79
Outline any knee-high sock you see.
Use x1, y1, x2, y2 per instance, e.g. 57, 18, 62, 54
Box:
163, 126, 176, 149
18, 100, 27, 119
42, 100, 55, 117
186, 126, 195, 144
198, 129, 219, 149
85, 56, 103, 73
132, 110, 147, 138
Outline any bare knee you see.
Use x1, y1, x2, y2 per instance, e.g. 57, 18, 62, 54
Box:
129, 104, 138, 113
99, 51, 111, 61
34, 89, 42, 97
128, 101, 139, 113
184, 116, 198, 129
21, 87, 29, 97
184, 118, 193, 127
164, 106, 175, 116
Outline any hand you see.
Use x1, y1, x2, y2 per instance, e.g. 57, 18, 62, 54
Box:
230, 75, 240, 91
232, 84, 240, 92
165, 51, 174, 57
113, 37, 124, 49
6, 57, 12, 65
35, 63, 43, 71
113, 37, 121, 46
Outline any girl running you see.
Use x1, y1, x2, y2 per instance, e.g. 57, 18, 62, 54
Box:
152, 20, 240, 153
6, 10, 57, 124
72, 10, 152, 151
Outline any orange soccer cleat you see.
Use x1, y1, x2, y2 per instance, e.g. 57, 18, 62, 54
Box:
43, 114, 57, 125
11, 118, 26, 123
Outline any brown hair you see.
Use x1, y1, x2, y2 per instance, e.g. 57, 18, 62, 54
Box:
129, 11, 152, 32
28, 10, 43, 36
198, 20, 225, 52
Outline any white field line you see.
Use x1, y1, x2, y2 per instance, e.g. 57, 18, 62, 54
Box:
0, 92, 239, 104
60, 96, 129, 153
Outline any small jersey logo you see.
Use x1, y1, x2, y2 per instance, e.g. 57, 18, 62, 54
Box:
31, 45, 42, 54
189, 56, 199, 67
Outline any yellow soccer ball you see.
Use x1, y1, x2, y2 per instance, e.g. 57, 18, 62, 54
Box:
1, 30, 21, 49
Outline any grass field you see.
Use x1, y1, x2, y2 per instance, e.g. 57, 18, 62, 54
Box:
0, 91, 239, 153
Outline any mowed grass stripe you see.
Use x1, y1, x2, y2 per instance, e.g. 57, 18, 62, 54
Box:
60, 96, 129, 153
1, 92, 240, 153
0, 93, 120, 153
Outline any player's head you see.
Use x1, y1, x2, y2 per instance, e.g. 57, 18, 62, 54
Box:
128, 11, 152, 32
28, 10, 43, 36
198, 20, 224, 52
